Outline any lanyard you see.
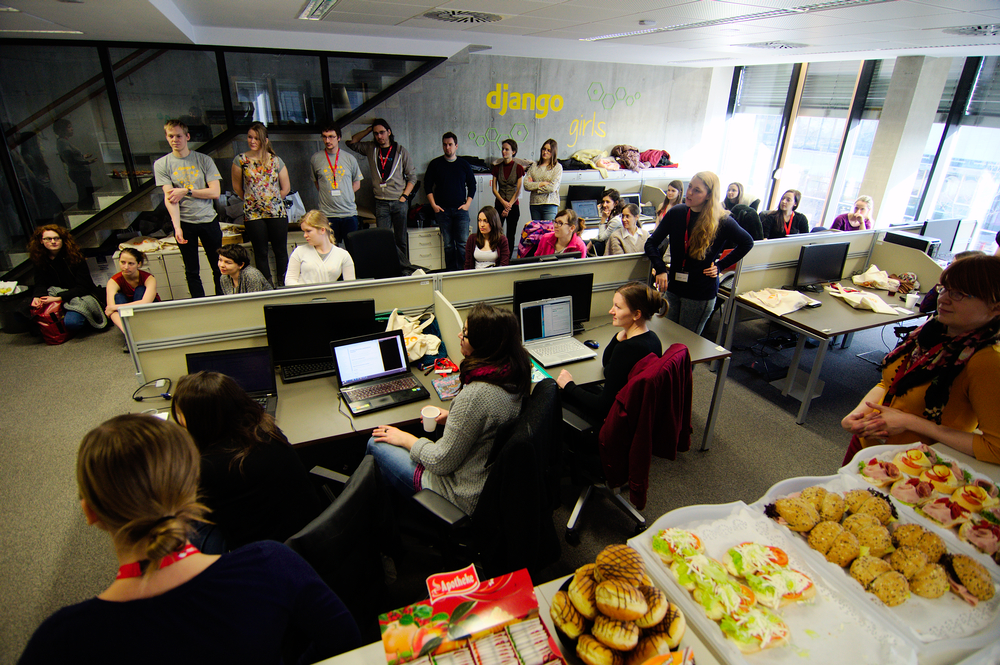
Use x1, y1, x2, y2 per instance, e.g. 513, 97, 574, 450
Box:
881, 340, 947, 405
116, 543, 200, 580
785, 214, 794, 235
681, 208, 692, 271
377, 146, 393, 182
324, 149, 340, 189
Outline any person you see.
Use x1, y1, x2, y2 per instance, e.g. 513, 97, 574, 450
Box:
840, 254, 1000, 465
830, 195, 874, 231
536, 208, 587, 257
311, 122, 363, 248
285, 210, 356, 285
656, 179, 684, 219
348, 118, 416, 260
231, 122, 290, 286
723, 181, 746, 210
53, 118, 97, 210
523, 138, 562, 221
557, 282, 664, 425
17, 414, 360, 665
28, 224, 105, 334
491, 138, 525, 253
644, 171, 754, 335
217, 244, 274, 295
424, 132, 477, 271
605, 203, 648, 255
171, 372, 325, 552
761, 189, 809, 238
586, 188, 623, 256
105, 247, 159, 342
464, 206, 510, 269
154, 119, 223, 298
367, 303, 529, 515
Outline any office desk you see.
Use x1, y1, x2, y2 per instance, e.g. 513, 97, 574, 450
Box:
733, 283, 925, 424
278, 314, 732, 452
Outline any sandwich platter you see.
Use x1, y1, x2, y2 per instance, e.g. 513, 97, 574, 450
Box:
630, 501, 917, 665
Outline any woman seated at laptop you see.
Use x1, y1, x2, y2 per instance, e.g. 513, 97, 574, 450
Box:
605, 203, 648, 256
18, 413, 360, 665
285, 210, 356, 285
464, 206, 510, 269
368, 303, 530, 515
536, 209, 587, 258
556, 282, 664, 426
585, 188, 623, 256
217, 244, 274, 295
171, 372, 324, 553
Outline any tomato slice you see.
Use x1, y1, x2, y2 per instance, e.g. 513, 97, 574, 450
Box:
766, 546, 789, 567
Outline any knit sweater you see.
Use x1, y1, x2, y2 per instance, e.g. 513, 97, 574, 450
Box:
523, 163, 562, 206
410, 381, 523, 514
424, 156, 476, 208
220, 267, 274, 295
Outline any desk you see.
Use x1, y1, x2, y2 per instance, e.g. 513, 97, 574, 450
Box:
278, 312, 732, 452
731, 282, 925, 424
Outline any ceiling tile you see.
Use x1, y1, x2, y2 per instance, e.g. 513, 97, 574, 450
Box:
323, 10, 408, 24
818, 0, 951, 22
332, 0, 422, 18
524, 4, 629, 21
438, 0, 542, 14
562, 0, 689, 10
910, 0, 1000, 10
459, 22, 538, 34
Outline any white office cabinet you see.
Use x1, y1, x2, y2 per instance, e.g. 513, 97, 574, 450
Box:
408, 227, 443, 271
141, 254, 172, 301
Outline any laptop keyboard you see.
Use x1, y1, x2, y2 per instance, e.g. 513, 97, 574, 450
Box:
344, 375, 421, 400
253, 396, 268, 409
533, 339, 588, 357
283, 360, 335, 379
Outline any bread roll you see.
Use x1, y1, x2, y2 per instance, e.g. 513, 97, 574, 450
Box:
856, 495, 893, 525
550, 590, 587, 639
595, 544, 645, 586
869, 570, 909, 606
945, 553, 995, 602
842, 512, 881, 537
844, 489, 873, 513
807, 521, 844, 555
820, 492, 845, 523
889, 546, 928, 581
592, 614, 639, 651
857, 524, 893, 558
825, 530, 860, 567
595, 580, 647, 622
643, 602, 686, 649
890, 523, 925, 548
909, 563, 949, 599
577, 634, 623, 665
569, 568, 599, 619
774, 497, 820, 532
634, 585, 668, 629
799, 486, 828, 511
850, 555, 891, 588
915, 530, 946, 564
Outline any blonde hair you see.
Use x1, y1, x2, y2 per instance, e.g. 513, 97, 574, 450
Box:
77, 415, 207, 578
299, 210, 334, 242
688, 171, 726, 261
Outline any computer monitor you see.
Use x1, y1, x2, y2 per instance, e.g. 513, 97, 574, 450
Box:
792, 242, 849, 290
619, 192, 641, 208
921, 218, 962, 255
566, 184, 605, 204
512, 272, 593, 333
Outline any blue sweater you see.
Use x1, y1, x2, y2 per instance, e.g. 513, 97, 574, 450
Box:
424, 156, 476, 208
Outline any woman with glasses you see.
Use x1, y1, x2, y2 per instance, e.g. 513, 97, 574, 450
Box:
536, 209, 586, 257
28, 224, 106, 336
841, 254, 1000, 464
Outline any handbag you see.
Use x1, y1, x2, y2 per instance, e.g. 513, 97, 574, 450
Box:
284, 191, 306, 225
386, 308, 441, 362
30, 299, 70, 345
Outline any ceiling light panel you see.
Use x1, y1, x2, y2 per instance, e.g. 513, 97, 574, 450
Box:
298, 0, 340, 20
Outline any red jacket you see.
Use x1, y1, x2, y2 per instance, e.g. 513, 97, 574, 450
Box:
598, 344, 692, 509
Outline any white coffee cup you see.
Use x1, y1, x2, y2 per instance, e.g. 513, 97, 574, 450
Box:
905, 292, 920, 309
421, 405, 441, 432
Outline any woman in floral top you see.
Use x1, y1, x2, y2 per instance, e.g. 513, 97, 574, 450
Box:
232, 122, 290, 286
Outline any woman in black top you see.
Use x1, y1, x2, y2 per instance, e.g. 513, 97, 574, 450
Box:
760, 189, 809, 238
644, 171, 754, 335
171, 372, 324, 553
557, 282, 664, 426
28, 224, 105, 334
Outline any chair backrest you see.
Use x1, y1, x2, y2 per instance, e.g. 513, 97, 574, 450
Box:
344, 228, 402, 279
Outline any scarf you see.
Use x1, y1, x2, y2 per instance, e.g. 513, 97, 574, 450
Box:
460, 361, 513, 387
880, 315, 1000, 423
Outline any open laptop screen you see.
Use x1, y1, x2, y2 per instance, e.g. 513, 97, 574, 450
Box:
521, 297, 574, 343
331, 330, 409, 387
569, 199, 599, 219
185, 347, 276, 394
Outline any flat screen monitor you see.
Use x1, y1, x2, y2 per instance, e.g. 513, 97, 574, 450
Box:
566, 184, 605, 204
793, 242, 849, 289
264, 299, 379, 369
619, 192, 641, 208
921, 218, 962, 253
512, 272, 593, 333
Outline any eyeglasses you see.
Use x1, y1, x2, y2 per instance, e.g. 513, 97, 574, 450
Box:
935, 284, 973, 302
552, 220, 571, 228
459, 327, 468, 339
42, 236, 61, 242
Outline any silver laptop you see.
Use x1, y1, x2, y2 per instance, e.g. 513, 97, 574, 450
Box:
570, 199, 601, 221
330, 330, 430, 416
520, 296, 596, 368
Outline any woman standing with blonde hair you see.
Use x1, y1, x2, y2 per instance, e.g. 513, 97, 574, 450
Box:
285, 210, 356, 285
232, 122, 290, 286
644, 171, 754, 334
523, 138, 562, 221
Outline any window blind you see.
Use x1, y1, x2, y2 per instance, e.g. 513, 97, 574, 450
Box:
735, 63, 795, 113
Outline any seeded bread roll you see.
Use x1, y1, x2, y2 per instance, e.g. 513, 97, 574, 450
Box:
909, 563, 949, 599
774, 497, 820, 532
944, 553, 995, 602
577, 634, 623, 665
857, 495, 893, 525
592, 614, 640, 651
869, 570, 909, 607
891, 523, 925, 548
808, 521, 844, 555
857, 524, 893, 558
799, 486, 828, 511
826, 530, 861, 567
550, 590, 588, 639
634, 585, 668, 629
850, 555, 892, 588
595, 544, 645, 586
889, 546, 929, 580
916, 530, 947, 564
569, 568, 599, 619
820, 492, 846, 523
843, 512, 881, 537
844, 489, 873, 513
642, 602, 687, 649
595, 580, 647, 622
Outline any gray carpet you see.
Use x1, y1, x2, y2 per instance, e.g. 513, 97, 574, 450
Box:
0, 313, 900, 664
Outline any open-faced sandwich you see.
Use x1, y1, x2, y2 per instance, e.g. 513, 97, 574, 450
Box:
889, 477, 936, 506
744, 569, 816, 609
651, 528, 703, 565
721, 542, 789, 577
917, 496, 972, 529
893, 448, 935, 477
860, 458, 902, 488
718, 607, 790, 654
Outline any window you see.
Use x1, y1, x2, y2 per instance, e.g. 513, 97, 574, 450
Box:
225, 52, 322, 127
328, 57, 425, 118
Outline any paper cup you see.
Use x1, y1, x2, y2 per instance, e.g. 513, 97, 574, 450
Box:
905, 292, 920, 309
421, 405, 441, 432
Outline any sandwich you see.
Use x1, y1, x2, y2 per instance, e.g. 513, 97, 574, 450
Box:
940, 553, 996, 605
721, 542, 789, 577
651, 529, 703, 565
917, 496, 971, 530
718, 607, 790, 654
860, 458, 902, 488
889, 477, 936, 506
744, 569, 815, 609
893, 449, 934, 476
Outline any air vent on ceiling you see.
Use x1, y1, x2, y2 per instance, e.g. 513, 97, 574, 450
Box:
744, 41, 809, 49
423, 9, 503, 24
943, 24, 1000, 37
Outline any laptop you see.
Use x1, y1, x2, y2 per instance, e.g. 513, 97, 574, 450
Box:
569, 199, 601, 221
330, 329, 430, 416
185, 347, 278, 417
520, 296, 596, 368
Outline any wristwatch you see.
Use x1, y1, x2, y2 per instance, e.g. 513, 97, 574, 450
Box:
187, 188, 193, 197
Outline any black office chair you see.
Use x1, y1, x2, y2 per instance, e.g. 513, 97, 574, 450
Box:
344, 228, 404, 279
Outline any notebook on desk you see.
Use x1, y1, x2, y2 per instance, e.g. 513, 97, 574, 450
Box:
330, 330, 430, 416
520, 296, 596, 368
185, 347, 278, 417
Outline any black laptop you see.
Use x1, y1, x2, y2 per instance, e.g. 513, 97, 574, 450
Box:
330, 330, 430, 416
185, 347, 278, 417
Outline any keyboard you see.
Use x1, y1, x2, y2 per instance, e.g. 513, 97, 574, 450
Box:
531, 339, 588, 357
344, 375, 421, 400
282, 360, 335, 379
254, 396, 268, 408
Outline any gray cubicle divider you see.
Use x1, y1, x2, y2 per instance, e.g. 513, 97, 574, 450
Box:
869, 237, 944, 287
433, 289, 465, 367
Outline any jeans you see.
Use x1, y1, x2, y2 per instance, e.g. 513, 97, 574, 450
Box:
327, 215, 359, 248
366, 438, 420, 498
243, 216, 288, 286
178, 217, 223, 298
435, 206, 470, 272
497, 200, 521, 257
665, 291, 716, 336
375, 198, 408, 256
530, 204, 557, 221
64, 310, 86, 332
114, 285, 147, 305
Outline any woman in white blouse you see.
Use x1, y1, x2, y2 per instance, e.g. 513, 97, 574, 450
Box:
605, 203, 648, 255
284, 210, 356, 285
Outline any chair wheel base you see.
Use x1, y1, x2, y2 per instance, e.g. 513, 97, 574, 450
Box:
634, 523, 647, 536
565, 528, 580, 545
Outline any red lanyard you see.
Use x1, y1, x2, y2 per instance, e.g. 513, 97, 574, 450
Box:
377, 146, 393, 181
324, 149, 340, 188
116, 544, 200, 580
681, 208, 692, 271
882, 341, 947, 405
785, 214, 794, 235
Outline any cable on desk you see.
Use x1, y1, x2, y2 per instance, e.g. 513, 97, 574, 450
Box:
338, 396, 357, 433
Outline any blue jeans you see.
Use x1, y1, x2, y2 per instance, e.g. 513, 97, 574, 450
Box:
63, 310, 86, 332
530, 204, 557, 221
375, 198, 408, 256
665, 291, 716, 336
327, 215, 358, 248
114, 285, 147, 305
435, 207, 470, 271
178, 218, 223, 298
366, 438, 420, 498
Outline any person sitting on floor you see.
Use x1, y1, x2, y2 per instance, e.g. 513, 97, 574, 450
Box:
217, 244, 273, 295
106, 247, 160, 350
28, 224, 106, 336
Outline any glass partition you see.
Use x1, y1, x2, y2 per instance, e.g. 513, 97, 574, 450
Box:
328, 57, 424, 117
225, 52, 323, 127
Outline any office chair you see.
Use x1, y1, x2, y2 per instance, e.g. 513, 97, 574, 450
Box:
344, 228, 404, 279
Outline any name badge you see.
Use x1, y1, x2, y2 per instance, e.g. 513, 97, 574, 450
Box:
331, 189, 341, 197
675, 272, 689, 283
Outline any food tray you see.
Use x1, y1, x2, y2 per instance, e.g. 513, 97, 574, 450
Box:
752, 475, 1000, 660
630, 501, 918, 665
839, 445, 1000, 574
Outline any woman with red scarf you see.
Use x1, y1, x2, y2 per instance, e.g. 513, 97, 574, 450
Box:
841, 254, 1000, 464
368, 303, 531, 515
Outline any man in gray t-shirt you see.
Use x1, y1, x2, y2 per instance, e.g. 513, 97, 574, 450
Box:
153, 119, 223, 298
310, 123, 363, 246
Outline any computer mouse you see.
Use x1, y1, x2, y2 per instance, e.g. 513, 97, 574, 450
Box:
584, 339, 600, 349
806, 301, 822, 308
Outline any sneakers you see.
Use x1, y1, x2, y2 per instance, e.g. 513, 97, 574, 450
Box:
122, 343, 130, 354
